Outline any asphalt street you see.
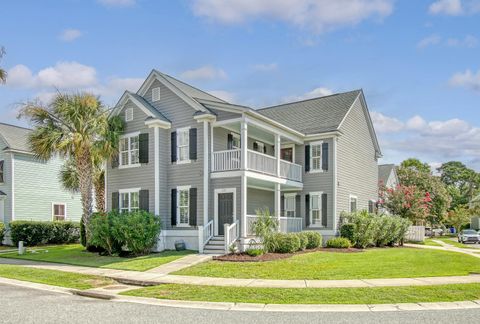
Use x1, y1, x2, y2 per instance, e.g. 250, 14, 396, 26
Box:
1, 283, 480, 324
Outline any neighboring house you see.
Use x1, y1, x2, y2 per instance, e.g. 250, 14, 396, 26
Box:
106, 70, 381, 253
0, 123, 82, 242
378, 164, 398, 189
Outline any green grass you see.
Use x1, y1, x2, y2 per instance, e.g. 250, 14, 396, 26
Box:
122, 283, 480, 304
423, 239, 443, 247
175, 248, 480, 280
0, 244, 194, 271
0, 245, 15, 251
433, 237, 480, 249
0, 264, 114, 290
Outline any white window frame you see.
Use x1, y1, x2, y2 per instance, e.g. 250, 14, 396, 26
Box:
152, 87, 161, 102
231, 133, 241, 150
52, 202, 67, 221
368, 199, 377, 214
349, 195, 358, 213
125, 107, 133, 122
119, 188, 140, 213
309, 141, 323, 173
177, 185, 191, 227
284, 193, 296, 217
119, 131, 140, 169
281, 144, 295, 163
309, 191, 324, 228
176, 127, 191, 164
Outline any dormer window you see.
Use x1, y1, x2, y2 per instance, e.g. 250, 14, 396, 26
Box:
152, 87, 161, 102
125, 108, 133, 122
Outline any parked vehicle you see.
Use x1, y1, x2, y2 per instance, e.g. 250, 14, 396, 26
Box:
457, 229, 480, 244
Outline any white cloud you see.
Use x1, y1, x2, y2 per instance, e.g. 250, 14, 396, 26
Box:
59, 29, 82, 42
417, 34, 478, 48
180, 66, 227, 80
429, 0, 463, 15
7, 64, 35, 88
97, 0, 136, 7
406, 115, 427, 130
283, 87, 333, 102
371, 111, 404, 133
417, 35, 441, 48
191, 0, 394, 33
449, 69, 480, 92
253, 63, 278, 72
207, 90, 236, 102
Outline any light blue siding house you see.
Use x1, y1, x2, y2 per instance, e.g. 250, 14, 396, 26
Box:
0, 123, 82, 241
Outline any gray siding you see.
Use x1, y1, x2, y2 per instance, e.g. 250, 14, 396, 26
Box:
337, 97, 378, 219
247, 188, 274, 215
212, 127, 274, 155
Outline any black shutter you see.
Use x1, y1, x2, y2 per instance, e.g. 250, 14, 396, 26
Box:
189, 188, 197, 226
227, 134, 233, 150
305, 145, 310, 172
305, 194, 310, 227
171, 132, 177, 162
171, 189, 177, 226
280, 195, 285, 217
322, 142, 329, 171
139, 190, 149, 212
111, 192, 119, 211
0, 160, 3, 183
139, 133, 149, 164
253, 142, 258, 151
295, 194, 301, 218
111, 154, 119, 169
322, 193, 328, 227
189, 128, 197, 160
263, 145, 267, 154
368, 200, 374, 214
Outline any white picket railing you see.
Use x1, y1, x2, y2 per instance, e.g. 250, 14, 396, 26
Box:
224, 220, 240, 253
246, 215, 302, 236
247, 149, 277, 176
212, 149, 241, 172
279, 160, 302, 182
203, 219, 214, 245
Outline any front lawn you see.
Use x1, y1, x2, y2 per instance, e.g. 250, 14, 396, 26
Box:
174, 248, 480, 280
433, 237, 480, 249
122, 283, 480, 304
0, 264, 114, 290
0, 244, 193, 271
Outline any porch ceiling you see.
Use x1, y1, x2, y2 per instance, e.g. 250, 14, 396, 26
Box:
218, 122, 292, 145
247, 177, 302, 192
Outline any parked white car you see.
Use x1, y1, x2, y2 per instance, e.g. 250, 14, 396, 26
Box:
458, 229, 480, 244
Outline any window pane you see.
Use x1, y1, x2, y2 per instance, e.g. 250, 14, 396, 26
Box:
312, 210, 320, 223
179, 190, 189, 206
312, 145, 321, 157
311, 195, 319, 209
121, 193, 129, 210
179, 207, 189, 224
130, 149, 139, 164
130, 192, 139, 209
179, 147, 188, 161
130, 136, 139, 150
120, 138, 128, 151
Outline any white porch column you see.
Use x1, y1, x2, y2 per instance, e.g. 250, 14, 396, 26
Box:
274, 183, 281, 224
203, 120, 209, 227
154, 126, 160, 216
275, 134, 281, 177
240, 121, 248, 170
241, 174, 247, 238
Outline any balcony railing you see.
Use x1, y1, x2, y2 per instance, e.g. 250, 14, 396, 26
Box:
211, 149, 302, 182
246, 215, 303, 236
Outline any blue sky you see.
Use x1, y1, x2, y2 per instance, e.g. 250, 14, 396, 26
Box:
1, 0, 480, 170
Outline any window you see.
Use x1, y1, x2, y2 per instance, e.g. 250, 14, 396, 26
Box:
152, 87, 161, 102
52, 203, 66, 221
177, 128, 190, 163
310, 142, 323, 171
253, 141, 265, 153
177, 187, 190, 226
231, 133, 240, 149
350, 196, 358, 213
284, 194, 296, 217
125, 108, 133, 122
368, 200, 377, 214
0, 160, 4, 183
281, 146, 294, 162
119, 133, 140, 167
119, 189, 139, 213
310, 192, 322, 226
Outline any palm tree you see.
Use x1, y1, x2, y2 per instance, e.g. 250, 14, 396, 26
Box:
0, 47, 7, 84
19, 92, 123, 241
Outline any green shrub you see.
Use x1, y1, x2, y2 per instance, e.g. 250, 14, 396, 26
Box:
88, 210, 161, 256
0, 222, 5, 244
374, 216, 396, 247
295, 232, 309, 250
9, 221, 80, 246
326, 237, 351, 248
246, 248, 264, 257
303, 231, 323, 249
340, 223, 355, 242
270, 232, 301, 253
349, 211, 378, 248
250, 208, 279, 253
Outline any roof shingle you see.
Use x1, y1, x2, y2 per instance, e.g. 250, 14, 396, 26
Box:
0, 123, 31, 152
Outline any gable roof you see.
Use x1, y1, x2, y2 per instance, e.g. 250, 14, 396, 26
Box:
378, 164, 396, 185
257, 90, 362, 135
126, 91, 171, 123
0, 123, 31, 153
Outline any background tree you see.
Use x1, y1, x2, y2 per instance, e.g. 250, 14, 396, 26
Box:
438, 161, 480, 209
0, 46, 7, 84
19, 93, 123, 243
445, 206, 471, 232
400, 158, 431, 174
379, 184, 432, 224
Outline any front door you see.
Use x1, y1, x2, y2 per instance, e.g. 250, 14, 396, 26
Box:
218, 193, 234, 235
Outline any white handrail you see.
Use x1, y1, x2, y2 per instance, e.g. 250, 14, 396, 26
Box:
247, 149, 277, 176
279, 159, 302, 182
246, 215, 302, 236
224, 219, 239, 253
203, 219, 214, 245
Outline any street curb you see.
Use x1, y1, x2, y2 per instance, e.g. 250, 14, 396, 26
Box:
2, 277, 480, 313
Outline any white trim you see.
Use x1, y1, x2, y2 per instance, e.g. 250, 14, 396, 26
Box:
125, 107, 133, 122
120, 131, 141, 139
119, 187, 142, 193
104, 161, 108, 211
118, 164, 141, 169
119, 188, 141, 213
304, 131, 342, 140
333, 137, 338, 233
51, 202, 67, 221
308, 191, 324, 228
309, 140, 324, 173
203, 121, 209, 227
176, 126, 191, 164
151, 86, 161, 102
176, 185, 192, 227
283, 192, 296, 217
244, 116, 303, 144
214, 188, 237, 236
112, 92, 156, 118
154, 127, 160, 215
10, 153, 14, 221
145, 118, 171, 129
210, 170, 303, 188
247, 184, 275, 192
349, 195, 358, 213
280, 144, 295, 163
212, 118, 243, 127
119, 131, 141, 168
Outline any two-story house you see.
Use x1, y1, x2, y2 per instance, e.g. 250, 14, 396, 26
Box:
0, 123, 83, 243
106, 70, 381, 253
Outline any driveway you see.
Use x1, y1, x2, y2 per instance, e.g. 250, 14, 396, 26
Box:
2, 283, 480, 324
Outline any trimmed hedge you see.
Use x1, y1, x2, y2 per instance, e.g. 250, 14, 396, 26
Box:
326, 237, 351, 248
340, 223, 354, 243
303, 231, 323, 249
9, 221, 80, 246
296, 232, 309, 250
269, 232, 301, 253
0, 222, 5, 244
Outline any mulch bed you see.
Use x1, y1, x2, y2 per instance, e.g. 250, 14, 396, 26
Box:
213, 247, 364, 262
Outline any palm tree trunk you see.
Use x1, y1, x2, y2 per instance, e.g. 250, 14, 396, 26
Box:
94, 170, 105, 213
76, 148, 93, 243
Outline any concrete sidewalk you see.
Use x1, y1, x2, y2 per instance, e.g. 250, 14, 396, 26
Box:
404, 241, 480, 259
2, 256, 480, 288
